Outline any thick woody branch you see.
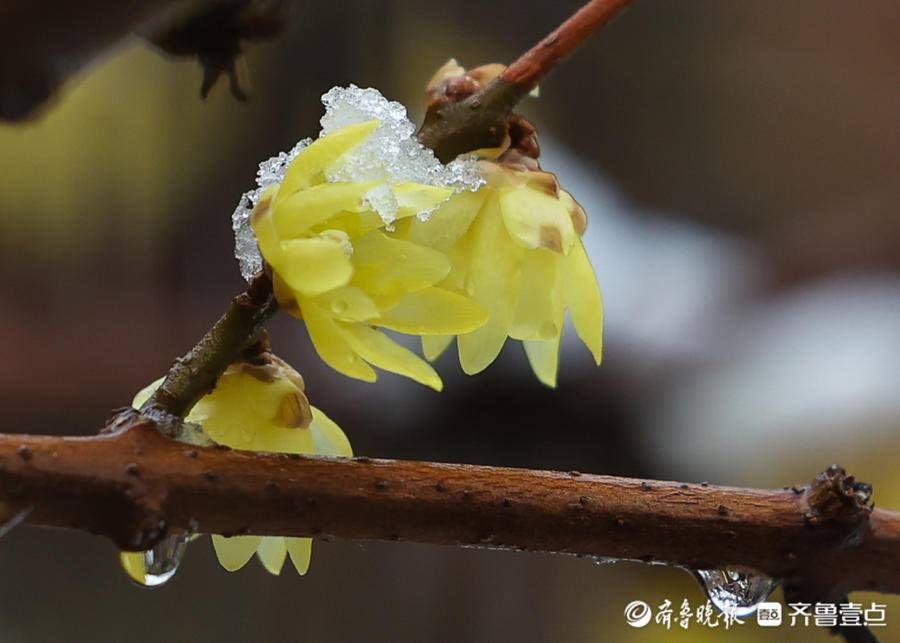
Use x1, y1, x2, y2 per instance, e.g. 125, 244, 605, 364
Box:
1, 418, 897, 597
418, 0, 634, 162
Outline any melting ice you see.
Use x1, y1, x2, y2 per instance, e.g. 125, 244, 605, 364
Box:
232, 85, 484, 281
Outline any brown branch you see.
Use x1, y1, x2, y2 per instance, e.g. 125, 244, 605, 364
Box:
142, 272, 277, 424
1, 417, 897, 598
500, 0, 634, 91
418, 0, 634, 162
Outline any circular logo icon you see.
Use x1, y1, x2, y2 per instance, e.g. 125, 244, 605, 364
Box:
624, 600, 652, 628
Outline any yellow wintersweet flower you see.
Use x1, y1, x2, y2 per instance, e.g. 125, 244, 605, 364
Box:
250, 120, 488, 390
398, 162, 603, 387
123, 355, 350, 577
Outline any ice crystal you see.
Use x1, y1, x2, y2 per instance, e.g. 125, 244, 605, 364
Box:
232, 190, 263, 280
363, 184, 400, 230
319, 85, 484, 207
232, 85, 484, 280
232, 138, 311, 280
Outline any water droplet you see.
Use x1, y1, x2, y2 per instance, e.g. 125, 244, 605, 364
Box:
119, 533, 189, 587
592, 556, 617, 566
331, 299, 349, 315
695, 567, 776, 616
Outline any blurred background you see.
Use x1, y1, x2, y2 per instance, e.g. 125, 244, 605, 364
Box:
1, 0, 899, 641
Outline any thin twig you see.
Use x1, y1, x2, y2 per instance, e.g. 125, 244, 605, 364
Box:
418, 0, 634, 161
142, 272, 277, 422
500, 0, 634, 92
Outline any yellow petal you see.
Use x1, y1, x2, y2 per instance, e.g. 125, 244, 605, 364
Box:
562, 240, 603, 364
523, 337, 561, 388
309, 406, 353, 457
249, 185, 283, 265
211, 535, 262, 572
340, 323, 443, 391
441, 237, 471, 292
499, 185, 576, 254
510, 248, 561, 341
235, 419, 316, 454
277, 236, 353, 297
256, 536, 288, 575
302, 302, 377, 382
273, 274, 303, 314
119, 552, 147, 584
274, 181, 376, 238
278, 120, 379, 198
422, 335, 453, 361
314, 286, 381, 323
189, 370, 316, 453
132, 377, 165, 409
393, 182, 453, 218
457, 195, 522, 374
403, 189, 487, 252
377, 287, 487, 335
286, 537, 313, 575
316, 210, 384, 239
351, 232, 450, 302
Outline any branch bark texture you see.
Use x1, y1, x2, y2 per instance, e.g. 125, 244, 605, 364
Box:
1, 420, 896, 597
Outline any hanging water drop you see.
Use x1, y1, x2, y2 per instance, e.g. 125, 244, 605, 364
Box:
592, 556, 617, 566
695, 567, 776, 617
119, 533, 189, 587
